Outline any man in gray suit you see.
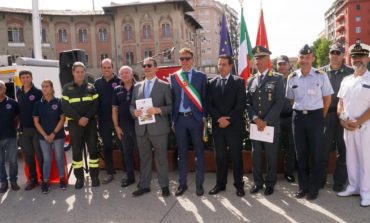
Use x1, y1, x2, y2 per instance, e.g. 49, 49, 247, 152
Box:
130, 57, 172, 197
246, 46, 285, 196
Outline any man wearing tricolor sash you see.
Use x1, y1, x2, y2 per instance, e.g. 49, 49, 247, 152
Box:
170, 48, 208, 197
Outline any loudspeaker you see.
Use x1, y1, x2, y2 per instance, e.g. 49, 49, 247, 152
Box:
59, 49, 86, 88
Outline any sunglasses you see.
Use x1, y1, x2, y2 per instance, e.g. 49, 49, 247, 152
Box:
179, 57, 192, 61
142, 64, 153, 68
330, 51, 342, 55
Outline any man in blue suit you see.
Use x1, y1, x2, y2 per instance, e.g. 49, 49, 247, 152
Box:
170, 48, 207, 196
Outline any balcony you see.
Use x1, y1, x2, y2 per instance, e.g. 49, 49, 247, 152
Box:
336, 13, 345, 21
336, 24, 345, 32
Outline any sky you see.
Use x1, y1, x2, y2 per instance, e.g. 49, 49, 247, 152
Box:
1, 0, 334, 58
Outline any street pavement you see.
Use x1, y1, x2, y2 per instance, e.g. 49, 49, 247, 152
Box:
1, 150, 369, 223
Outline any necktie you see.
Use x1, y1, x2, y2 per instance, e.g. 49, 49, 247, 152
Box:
183, 72, 190, 109
258, 74, 264, 86
221, 78, 227, 94
144, 80, 151, 98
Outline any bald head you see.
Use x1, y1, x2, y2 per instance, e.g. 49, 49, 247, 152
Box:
101, 58, 114, 79
0, 80, 6, 99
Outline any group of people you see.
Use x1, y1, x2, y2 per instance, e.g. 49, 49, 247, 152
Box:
0, 42, 369, 207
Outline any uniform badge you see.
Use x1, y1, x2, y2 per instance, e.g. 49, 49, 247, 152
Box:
268, 93, 272, 101
29, 95, 35, 101
112, 82, 118, 88
68, 86, 74, 90
6, 104, 12, 109
52, 104, 58, 110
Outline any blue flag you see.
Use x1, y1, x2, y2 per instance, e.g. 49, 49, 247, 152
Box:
219, 14, 233, 56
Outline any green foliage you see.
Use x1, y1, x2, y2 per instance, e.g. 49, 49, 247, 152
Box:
311, 38, 332, 68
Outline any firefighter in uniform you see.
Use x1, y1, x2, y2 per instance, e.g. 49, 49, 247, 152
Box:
61, 62, 100, 189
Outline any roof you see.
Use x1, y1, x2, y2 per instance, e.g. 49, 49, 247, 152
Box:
184, 14, 202, 29
0, 7, 105, 16
103, 0, 194, 13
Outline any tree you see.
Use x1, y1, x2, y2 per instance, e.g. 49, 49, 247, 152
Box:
311, 38, 332, 68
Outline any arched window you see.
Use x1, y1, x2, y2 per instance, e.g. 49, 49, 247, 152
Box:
163, 48, 172, 63
8, 27, 24, 42
124, 25, 133, 40
41, 28, 47, 43
58, 29, 67, 43
144, 49, 152, 59
78, 28, 88, 43
162, 23, 171, 38
98, 27, 107, 42
143, 25, 151, 39
100, 53, 109, 61
126, 51, 134, 65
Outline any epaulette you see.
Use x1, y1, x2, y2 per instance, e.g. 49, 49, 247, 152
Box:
288, 72, 297, 80
268, 70, 273, 77
315, 69, 325, 74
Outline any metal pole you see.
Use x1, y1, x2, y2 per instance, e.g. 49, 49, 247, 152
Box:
32, 0, 42, 59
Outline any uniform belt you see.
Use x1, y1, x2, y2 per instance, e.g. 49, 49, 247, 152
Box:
179, 112, 193, 116
294, 109, 322, 115
280, 112, 293, 118
328, 107, 337, 113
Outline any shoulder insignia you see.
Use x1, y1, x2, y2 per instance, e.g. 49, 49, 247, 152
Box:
315, 69, 324, 74
268, 70, 273, 77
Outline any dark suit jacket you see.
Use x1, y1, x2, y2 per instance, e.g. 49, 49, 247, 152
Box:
170, 69, 207, 123
130, 78, 172, 137
246, 70, 285, 129
207, 74, 246, 135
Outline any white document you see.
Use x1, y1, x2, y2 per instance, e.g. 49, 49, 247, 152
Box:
249, 124, 274, 143
135, 98, 156, 125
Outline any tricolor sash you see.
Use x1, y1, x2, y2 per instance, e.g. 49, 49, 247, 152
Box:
174, 70, 203, 112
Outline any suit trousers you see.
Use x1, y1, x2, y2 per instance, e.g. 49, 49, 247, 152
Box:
213, 130, 244, 188
251, 133, 278, 188
343, 122, 370, 200
322, 112, 347, 186
19, 127, 43, 181
175, 115, 204, 187
136, 132, 169, 189
293, 109, 324, 194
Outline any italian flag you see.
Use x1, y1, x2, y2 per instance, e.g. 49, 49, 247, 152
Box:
238, 8, 253, 83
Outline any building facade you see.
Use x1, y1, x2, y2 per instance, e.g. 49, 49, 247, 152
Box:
0, 0, 202, 78
187, 0, 238, 75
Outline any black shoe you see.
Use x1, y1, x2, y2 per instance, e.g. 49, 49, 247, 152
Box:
264, 187, 274, 196
75, 178, 84, 189
121, 178, 135, 188
175, 185, 188, 196
132, 188, 151, 197
295, 189, 307, 198
333, 184, 344, 192
284, 174, 295, 183
208, 185, 226, 195
102, 175, 114, 185
41, 181, 50, 194
162, 187, 170, 197
236, 187, 245, 197
250, 185, 263, 194
91, 178, 100, 187
25, 180, 38, 191
0, 182, 8, 193
59, 179, 67, 190
196, 185, 204, 196
306, 192, 318, 200
10, 182, 20, 191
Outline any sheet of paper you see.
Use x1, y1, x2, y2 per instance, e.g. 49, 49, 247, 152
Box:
135, 98, 156, 125
249, 123, 274, 143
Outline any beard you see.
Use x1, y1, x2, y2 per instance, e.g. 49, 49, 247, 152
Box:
352, 61, 365, 71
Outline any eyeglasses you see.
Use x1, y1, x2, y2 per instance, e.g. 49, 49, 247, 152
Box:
179, 57, 192, 61
142, 64, 153, 68
330, 51, 342, 55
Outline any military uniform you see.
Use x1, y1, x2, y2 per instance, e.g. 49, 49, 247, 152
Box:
286, 45, 334, 199
246, 66, 285, 190
337, 41, 370, 207
61, 81, 99, 187
321, 56, 353, 189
